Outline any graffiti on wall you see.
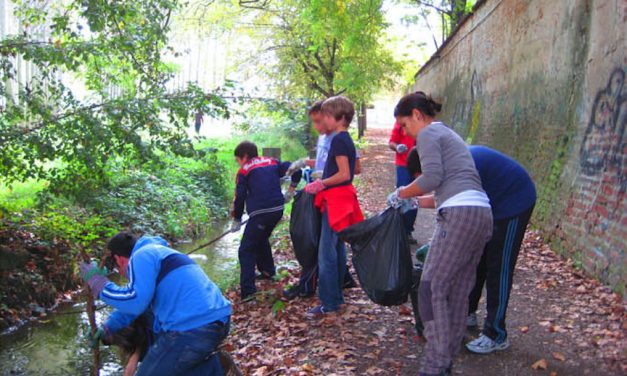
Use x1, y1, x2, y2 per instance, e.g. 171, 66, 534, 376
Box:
579, 68, 626, 177
451, 70, 482, 140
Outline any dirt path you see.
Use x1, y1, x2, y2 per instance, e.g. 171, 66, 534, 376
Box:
225, 129, 625, 376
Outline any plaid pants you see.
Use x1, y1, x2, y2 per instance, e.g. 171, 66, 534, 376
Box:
418, 206, 493, 374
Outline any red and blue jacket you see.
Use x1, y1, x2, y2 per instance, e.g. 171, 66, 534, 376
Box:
233, 156, 302, 220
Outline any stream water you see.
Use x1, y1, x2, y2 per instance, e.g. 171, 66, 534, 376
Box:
0, 220, 240, 376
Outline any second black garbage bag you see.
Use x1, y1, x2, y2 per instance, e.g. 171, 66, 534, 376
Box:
289, 191, 321, 269
339, 207, 413, 306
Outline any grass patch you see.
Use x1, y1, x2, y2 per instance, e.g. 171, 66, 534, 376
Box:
0, 180, 47, 213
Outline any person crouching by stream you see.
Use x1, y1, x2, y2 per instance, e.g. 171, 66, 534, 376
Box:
79, 232, 232, 376
231, 141, 302, 301
387, 92, 492, 376
304, 96, 364, 318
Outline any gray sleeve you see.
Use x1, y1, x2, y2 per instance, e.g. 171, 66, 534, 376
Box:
415, 128, 444, 193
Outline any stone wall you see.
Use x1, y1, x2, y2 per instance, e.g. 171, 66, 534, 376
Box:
412, 0, 626, 291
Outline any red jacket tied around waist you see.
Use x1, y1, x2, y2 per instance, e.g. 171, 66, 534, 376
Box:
314, 184, 364, 232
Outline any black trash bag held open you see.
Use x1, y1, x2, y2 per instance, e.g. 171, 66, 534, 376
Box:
339, 208, 413, 306
289, 191, 321, 268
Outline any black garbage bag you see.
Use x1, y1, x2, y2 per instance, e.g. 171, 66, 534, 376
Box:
409, 262, 424, 336
339, 208, 413, 306
289, 191, 321, 268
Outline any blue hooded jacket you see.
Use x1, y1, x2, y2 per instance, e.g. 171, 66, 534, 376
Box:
102, 236, 231, 333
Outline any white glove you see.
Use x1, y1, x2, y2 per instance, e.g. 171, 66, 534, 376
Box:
387, 188, 403, 208
283, 190, 294, 203
387, 189, 420, 213
230, 220, 242, 233
396, 144, 408, 154
286, 159, 307, 176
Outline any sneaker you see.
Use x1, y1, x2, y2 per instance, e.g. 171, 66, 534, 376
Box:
255, 271, 274, 280
466, 312, 478, 328
465, 334, 510, 354
306, 305, 330, 319
283, 284, 302, 300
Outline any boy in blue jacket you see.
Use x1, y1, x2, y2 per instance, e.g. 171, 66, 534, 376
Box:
80, 232, 232, 376
231, 141, 302, 300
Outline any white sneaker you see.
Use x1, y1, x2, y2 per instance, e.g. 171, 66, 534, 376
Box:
465, 334, 510, 354
466, 313, 478, 327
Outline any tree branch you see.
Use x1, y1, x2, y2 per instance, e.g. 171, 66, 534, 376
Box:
420, 9, 439, 50
297, 58, 331, 97
238, 0, 271, 10
415, 0, 451, 16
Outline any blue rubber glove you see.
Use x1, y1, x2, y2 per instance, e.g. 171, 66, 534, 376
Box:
79, 261, 109, 298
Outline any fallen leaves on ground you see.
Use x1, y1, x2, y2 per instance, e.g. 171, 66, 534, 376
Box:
223, 130, 626, 375
519, 231, 626, 372
531, 358, 548, 370
551, 352, 566, 362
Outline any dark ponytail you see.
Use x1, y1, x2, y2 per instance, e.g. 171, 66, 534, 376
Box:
394, 91, 442, 117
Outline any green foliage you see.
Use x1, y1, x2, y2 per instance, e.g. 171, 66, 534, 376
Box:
198, 131, 309, 196
29, 204, 118, 248
195, 0, 401, 104
85, 152, 228, 239
2, 150, 229, 249
233, 99, 311, 161
404, 0, 477, 46
272, 299, 286, 316
0, 0, 231, 196
0, 179, 47, 214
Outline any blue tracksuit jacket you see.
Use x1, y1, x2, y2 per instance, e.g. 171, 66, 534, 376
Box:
102, 236, 231, 334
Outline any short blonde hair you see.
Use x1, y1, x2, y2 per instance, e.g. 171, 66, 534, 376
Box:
321, 96, 355, 126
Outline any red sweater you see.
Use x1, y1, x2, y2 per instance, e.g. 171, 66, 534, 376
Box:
388, 122, 416, 167
314, 185, 364, 232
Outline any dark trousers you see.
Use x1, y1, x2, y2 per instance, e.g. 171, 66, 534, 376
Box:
396, 166, 418, 236
136, 320, 229, 376
238, 210, 283, 297
298, 261, 352, 294
468, 205, 534, 342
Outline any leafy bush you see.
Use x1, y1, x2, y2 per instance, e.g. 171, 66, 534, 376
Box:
30, 204, 118, 248
85, 151, 228, 240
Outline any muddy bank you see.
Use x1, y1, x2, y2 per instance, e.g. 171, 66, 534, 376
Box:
0, 225, 79, 332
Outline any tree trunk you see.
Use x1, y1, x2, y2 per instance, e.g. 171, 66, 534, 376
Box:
357, 102, 367, 139
304, 100, 314, 155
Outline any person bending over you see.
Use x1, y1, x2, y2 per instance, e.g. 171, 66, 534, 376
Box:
80, 232, 232, 375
